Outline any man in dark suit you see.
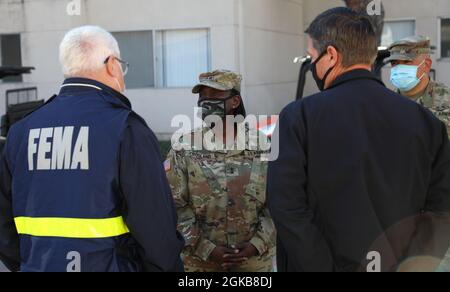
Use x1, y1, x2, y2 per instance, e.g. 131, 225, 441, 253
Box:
267, 7, 450, 272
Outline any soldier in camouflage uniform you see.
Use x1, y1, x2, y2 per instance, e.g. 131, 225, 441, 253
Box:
386, 36, 450, 272
385, 36, 450, 139
165, 70, 276, 272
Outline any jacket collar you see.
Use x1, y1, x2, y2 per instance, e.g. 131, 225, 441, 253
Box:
327, 69, 385, 90
59, 77, 132, 110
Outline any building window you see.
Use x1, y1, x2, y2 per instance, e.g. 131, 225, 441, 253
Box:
381, 20, 416, 48
113, 31, 154, 89
113, 29, 210, 89
0, 34, 23, 82
155, 29, 210, 88
441, 18, 450, 58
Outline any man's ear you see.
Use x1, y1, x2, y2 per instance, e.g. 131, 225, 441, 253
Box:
424, 57, 433, 72
105, 57, 117, 78
232, 95, 241, 109
327, 45, 339, 67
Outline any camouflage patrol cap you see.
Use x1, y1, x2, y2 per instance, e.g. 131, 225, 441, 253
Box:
192, 70, 242, 94
385, 35, 432, 63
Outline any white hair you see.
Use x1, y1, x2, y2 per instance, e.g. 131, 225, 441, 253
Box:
59, 25, 120, 77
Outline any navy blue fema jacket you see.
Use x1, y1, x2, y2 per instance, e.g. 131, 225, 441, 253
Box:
0, 78, 185, 272
267, 69, 450, 272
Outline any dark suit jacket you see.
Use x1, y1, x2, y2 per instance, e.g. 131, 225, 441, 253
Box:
267, 69, 450, 272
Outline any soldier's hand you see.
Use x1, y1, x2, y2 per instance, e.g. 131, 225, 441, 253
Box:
221, 243, 259, 269
210, 246, 241, 266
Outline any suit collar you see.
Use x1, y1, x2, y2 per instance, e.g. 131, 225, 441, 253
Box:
59, 77, 132, 110
327, 69, 385, 90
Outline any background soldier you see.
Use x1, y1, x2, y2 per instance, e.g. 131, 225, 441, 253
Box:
386, 36, 450, 139
166, 70, 276, 272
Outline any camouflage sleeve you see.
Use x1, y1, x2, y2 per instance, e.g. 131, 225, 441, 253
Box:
250, 208, 276, 257
249, 161, 276, 256
440, 109, 450, 140
433, 85, 450, 139
165, 149, 216, 261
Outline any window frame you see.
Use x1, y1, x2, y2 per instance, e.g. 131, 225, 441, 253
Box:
154, 27, 212, 89
438, 17, 450, 60
111, 29, 155, 89
111, 28, 212, 90
381, 18, 417, 49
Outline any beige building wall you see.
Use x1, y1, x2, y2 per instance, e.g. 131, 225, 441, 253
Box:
0, 0, 304, 136
3, 0, 446, 135
240, 0, 303, 117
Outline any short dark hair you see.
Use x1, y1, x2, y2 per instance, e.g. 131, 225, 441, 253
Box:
305, 7, 377, 67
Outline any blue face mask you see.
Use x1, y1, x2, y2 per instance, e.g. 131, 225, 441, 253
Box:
390, 61, 426, 92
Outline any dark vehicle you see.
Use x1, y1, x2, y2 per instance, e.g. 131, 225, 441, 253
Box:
0, 66, 42, 272
0, 66, 42, 154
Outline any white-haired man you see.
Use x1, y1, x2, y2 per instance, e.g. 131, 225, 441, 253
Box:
0, 26, 184, 272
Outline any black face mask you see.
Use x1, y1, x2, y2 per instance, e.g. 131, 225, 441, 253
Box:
198, 95, 235, 120
311, 50, 335, 91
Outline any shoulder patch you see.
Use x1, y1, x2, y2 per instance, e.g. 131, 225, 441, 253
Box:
164, 159, 171, 172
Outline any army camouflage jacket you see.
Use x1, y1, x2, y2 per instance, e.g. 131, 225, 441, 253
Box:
416, 81, 450, 271
415, 81, 450, 139
165, 127, 276, 263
